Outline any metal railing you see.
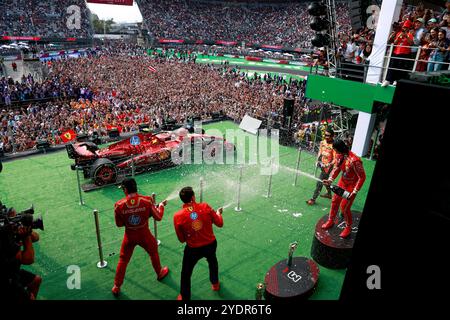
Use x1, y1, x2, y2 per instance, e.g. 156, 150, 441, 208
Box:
309, 59, 369, 82
378, 43, 450, 83
308, 43, 450, 84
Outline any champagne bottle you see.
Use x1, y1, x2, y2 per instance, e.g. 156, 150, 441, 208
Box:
255, 283, 265, 300
288, 241, 298, 267
329, 185, 351, 199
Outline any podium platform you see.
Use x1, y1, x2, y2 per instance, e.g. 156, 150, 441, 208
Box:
311, 211, 362, 269
264, 256, 320, 300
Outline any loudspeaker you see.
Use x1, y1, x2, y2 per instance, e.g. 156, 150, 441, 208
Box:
339, 62, 365, 82
283, 98, 295, 128
211, 112, 221, 119
349, 0, 373, 31
76, 133, 89, 142
36, 139, 50, 150
162, 118, 177, 131
108, 129, 120, 138
279, 127, 293, 146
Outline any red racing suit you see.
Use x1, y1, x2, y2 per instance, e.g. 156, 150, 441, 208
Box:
113, 192, 165, 287
328, 151, 366, 226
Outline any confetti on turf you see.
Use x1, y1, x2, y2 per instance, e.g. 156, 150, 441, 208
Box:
292, 213, 303, 218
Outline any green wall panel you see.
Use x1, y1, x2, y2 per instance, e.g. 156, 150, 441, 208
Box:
305, 75, 396, 113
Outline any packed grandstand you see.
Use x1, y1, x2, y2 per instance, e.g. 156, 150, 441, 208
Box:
1, 0, 449, 157
0, 0, 94, 38
0, 0, 449, 306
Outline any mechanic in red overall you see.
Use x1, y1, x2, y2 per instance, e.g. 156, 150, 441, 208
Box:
322, 140, 366, 238
173, 186, 223, 300
111, 178, 169, 296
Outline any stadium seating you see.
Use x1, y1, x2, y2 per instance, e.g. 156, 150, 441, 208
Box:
0, 0, 93, 38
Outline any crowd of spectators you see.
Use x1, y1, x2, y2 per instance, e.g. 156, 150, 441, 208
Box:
383, 1, 450, 85
138, 0, 350, 48
0, 0, 93, 38
1, 46, 312, 154
0, 73, 79, 106
310, 1, 449, 83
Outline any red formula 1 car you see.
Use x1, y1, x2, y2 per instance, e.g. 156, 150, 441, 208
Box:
66, 127, 235, 186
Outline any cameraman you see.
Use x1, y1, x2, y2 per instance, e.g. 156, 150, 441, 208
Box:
0, 208, 42, 301
15, 222, 42, 300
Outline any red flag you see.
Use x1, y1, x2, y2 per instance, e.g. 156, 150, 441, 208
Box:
60, 129, 77, 143
148, 65, 157, 73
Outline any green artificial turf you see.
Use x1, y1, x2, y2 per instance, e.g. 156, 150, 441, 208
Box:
0, 121, 375, 300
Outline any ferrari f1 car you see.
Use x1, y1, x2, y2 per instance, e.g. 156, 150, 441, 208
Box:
66, 127, 235, 186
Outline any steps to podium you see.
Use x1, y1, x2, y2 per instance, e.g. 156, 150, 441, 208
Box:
264, 257, 320, 300
311, 211, 362, 269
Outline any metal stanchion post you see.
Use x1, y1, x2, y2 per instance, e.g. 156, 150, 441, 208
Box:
235, 165, 243, 212
131, 155, 135, 178
76, 166, 84, 205
412, 47, 421, 73
381, 44, 394, 83
93, 209, 107, 268
265, 157, 274, 198
293, 148, 302, 186
151, 193, 161, 246
311, 106, 324, 169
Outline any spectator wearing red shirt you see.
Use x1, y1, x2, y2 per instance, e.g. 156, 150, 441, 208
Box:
111, 178, 169, 297
173, 186, 223, 300
383, 20, 415, 86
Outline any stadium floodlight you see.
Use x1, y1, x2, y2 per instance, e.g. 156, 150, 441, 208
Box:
307, 2, 327, 16
310, 17, 329, 32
